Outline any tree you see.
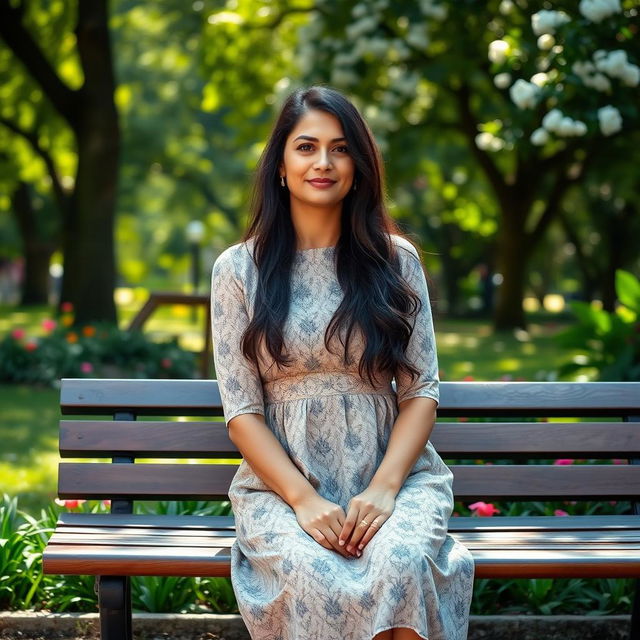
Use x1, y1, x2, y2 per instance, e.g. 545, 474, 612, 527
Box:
0, 0, 119, 324
283, 0, 639, 329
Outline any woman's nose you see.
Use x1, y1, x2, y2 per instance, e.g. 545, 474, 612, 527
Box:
314, 149, 332, 169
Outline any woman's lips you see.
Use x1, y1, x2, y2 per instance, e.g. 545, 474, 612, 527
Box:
308, 179, 336, 189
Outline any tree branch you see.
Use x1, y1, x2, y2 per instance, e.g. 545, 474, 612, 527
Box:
449, 83, 507, 204
0, 116, 70, 213
0, 1, 79, 128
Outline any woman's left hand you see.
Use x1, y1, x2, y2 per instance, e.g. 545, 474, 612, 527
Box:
338, 485, 396, 556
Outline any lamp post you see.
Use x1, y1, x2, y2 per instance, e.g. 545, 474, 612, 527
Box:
186, 220, 205, 322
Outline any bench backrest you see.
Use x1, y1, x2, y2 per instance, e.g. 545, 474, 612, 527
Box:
58, 379, 640, 512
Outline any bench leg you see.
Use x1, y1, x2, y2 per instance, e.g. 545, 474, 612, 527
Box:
632, 579, 640, 640
97, 576, 132, 640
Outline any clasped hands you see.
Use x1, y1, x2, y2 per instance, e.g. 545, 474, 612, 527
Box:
293, 484, 396, 559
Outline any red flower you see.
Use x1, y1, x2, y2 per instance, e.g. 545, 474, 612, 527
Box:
469, 501, 500, 517
462, 375, 475, 381
54, 498, 86, 509
161, 358, 172, 369
41, 318, 57, 332
60, 302, 74, 313
25, 340, 38, 352
553, 458, 574, 465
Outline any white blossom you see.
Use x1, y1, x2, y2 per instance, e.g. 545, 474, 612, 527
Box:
541, 109, 587, 137
542, 109, 563, 131
351, 3, 368, 19
346, 16, 378, 40
585, 73, 612, 92
530, 127, 550, 145
579, 0, 622, 23
494, 72, 512, 89
488, 39, 510, 64
406, 24, 429, 49
537, 34, 555, 50
531, 10, 570, 36
499, 0, 515, 15
621, 64, 640, 87
530, 72, 549, 87
509, 79, 540, 109
597, 105, 622, 135
475, 131, 504, 152
419, 0, 447, 20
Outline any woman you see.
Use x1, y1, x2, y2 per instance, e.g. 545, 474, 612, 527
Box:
210, 85, 474, 640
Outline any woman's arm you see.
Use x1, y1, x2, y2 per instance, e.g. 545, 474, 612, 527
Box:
230, 412, 356, 558
368, 396, 437, 494
227, 412, 316, 508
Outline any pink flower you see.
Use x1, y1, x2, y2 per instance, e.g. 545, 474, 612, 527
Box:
612, 459, 626, 465
41, 318, 57, 332
554, 509, 569, 516
102, 499, 111, 508
11, 328, 26, 340
554, 459, 574, 465
161, 357, 172, 369
500, 374, 513, 381
54, 498, 86, 509
80, 362, 93, 373
469, 501, 500, 517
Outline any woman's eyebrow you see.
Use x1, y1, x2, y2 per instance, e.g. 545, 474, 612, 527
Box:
292, 135, 346, 143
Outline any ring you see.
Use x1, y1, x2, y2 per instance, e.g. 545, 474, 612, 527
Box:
370, 521, 379, 528
360, 519, 369, 526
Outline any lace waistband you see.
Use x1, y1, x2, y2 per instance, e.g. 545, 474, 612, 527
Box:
263, 370, 395, 404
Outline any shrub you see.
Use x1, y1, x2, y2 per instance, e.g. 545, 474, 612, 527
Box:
555, 269, 640, 380
0, 317, 197, 387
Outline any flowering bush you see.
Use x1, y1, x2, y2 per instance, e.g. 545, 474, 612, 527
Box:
0, 304, 197, 386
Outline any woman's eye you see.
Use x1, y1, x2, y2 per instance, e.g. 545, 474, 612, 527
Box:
297, 143, 313, 151
335, 146, 349, 153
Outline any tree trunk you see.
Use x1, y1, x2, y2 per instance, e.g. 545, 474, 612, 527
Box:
11, 181, 56, 306
493, 213, 528, 331
58, 0, 119, 325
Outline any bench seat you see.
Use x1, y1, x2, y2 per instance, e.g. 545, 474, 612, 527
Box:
43, 512, 640, 579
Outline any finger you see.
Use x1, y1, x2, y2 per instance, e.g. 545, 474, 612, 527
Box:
338, 505, 358, 547
345, 513, 371, 551
324, 526, 353, 558
358, 516, 387, 550
309, 528, 333, 552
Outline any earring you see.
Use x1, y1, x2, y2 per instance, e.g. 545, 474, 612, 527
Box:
280, 176, 286, 188
352, 179, 357, 191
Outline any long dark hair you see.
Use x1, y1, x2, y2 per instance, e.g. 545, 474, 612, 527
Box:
241, 85, 426, 387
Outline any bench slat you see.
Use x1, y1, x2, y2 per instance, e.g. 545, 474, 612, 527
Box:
59, 420, 639, 458
54, 513, 640, 532
60, 379, 640, 417
59, 421, 236, 458
58, 463, 640, 501
42, 541, 640, 579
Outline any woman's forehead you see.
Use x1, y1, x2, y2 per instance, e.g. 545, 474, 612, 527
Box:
288, 109, 345, 140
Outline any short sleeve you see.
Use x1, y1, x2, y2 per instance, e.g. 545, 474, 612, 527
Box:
210, 247, 265, 425
393, 240, 440, 408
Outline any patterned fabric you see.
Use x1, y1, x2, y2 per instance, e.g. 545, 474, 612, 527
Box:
210, 235, 474, 640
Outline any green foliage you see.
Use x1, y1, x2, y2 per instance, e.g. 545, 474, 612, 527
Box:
0, 321, 197, 386
555, 269, 640, 380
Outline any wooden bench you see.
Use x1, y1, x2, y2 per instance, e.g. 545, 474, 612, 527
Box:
42, 378, 640, 639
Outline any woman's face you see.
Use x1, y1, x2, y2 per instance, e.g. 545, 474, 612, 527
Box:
279, 109, 355, 212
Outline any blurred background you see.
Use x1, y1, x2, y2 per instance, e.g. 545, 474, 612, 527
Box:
0, 0, 639, 619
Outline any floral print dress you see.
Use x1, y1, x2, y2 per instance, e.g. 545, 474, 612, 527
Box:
210, 234, 474, 640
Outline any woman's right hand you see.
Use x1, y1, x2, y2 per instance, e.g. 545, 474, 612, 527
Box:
292, 493, 358, 559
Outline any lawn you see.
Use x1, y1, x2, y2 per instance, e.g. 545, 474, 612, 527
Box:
1, 303, 579, 512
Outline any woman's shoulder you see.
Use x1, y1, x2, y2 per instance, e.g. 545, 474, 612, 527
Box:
212, 238, 257, 278
389, 233, 421, 262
